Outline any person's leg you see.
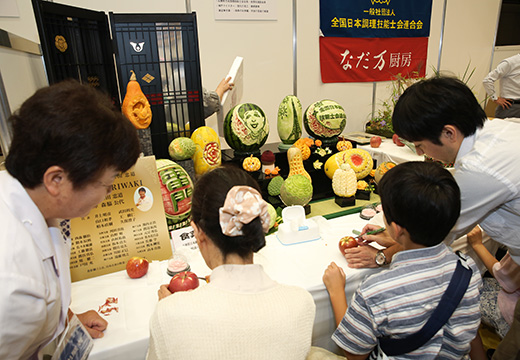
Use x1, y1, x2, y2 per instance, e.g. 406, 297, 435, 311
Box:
470, 333, 487, 360
492, 299, 520, 360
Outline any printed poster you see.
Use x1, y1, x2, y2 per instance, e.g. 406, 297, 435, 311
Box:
320, 36, 428, 83
70, 156, 172, 282
319, 0, 432, 83
320, 0, 433, 38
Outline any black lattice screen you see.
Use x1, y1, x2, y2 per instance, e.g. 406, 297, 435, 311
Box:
32, 0, 119, 103
110, 13, 205, 159
32, 1, 205, 159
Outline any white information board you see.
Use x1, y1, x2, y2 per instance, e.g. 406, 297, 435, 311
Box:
214, 0, 277, 21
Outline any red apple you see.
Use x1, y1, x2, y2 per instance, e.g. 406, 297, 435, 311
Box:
126, 256, 149, 279
339, 236, 358, 254
168, 271, 200, 293
392, 134, 405, 147
370, 136, 382, 148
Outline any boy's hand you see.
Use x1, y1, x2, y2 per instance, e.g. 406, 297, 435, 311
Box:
467, 225, 483, 247
359, 224, 396, 248
323, 262, 346, 296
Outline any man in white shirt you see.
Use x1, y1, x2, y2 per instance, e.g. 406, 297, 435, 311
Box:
483, 53, 520, 118
390, 76, 520, 265
0, 80, 140, 359
136, 187, 153, 211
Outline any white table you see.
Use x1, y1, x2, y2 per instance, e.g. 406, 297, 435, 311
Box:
359, 138, 423, 165
70, 213, 382, 359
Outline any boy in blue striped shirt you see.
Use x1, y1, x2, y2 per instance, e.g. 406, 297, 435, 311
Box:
323, 161, 482, 359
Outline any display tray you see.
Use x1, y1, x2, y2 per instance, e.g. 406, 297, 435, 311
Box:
342, 132, 378, 144
307, 194, 380, 220
222, 142, 338, 202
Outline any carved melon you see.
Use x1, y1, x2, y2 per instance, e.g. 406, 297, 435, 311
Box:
324, 149, 373, 180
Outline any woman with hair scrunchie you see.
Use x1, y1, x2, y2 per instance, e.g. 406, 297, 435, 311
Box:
147, 165, 316, 360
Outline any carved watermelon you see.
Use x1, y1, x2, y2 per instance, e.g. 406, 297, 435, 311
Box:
304, 100, 346, 139
277, 95, 302, 145
156, 159, 194, 231
224, 103, 269, 154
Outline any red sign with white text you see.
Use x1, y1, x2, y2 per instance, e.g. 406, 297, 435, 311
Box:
320, 36, 428, 83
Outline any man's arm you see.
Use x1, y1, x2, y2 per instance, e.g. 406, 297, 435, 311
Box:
447, 166, 513, 243
483, 60, 513, 102
344, 243, 401, 269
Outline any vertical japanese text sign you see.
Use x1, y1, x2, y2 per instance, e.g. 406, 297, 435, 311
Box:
319, 0, 433, 83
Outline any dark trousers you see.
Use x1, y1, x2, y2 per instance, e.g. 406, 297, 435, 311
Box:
493, 299, 520, 360
495, 103, 520, 119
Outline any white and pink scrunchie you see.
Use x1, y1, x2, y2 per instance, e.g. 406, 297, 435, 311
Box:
219, 186, 271, 237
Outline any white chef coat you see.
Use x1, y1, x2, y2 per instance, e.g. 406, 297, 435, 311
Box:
0, 171, 71, 359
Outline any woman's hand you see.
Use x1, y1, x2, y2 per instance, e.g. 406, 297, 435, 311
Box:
76, 310, 108, 339
158, 284, 172, 300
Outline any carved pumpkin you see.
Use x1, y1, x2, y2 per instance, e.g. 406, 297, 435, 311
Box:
242, 155, 261, 172
336, 140, 353, 152
122, 70, 152, 129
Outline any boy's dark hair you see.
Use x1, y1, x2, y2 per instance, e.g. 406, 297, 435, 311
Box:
191, 165, 266, 258
392, 76, 486, 145
378, 161, 461, 247
139, 188, 146, 193
5, 80, 140, 189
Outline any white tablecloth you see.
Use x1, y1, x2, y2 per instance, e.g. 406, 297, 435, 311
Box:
70, 213, 382, 359
69, 210, 499, 359
359, 138, 424, 165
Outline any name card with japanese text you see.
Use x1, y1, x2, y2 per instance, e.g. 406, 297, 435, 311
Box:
70, 156, 172, 281
171, 226, 199, 252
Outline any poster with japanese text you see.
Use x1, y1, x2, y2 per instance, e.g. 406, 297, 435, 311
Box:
70, 156, 172, 282
319, 0, 432, 83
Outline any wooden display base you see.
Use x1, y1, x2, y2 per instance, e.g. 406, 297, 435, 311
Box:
355, 190, 371, 201
334, 195, 356, 207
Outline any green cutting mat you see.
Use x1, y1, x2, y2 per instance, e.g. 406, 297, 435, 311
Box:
307, 194, 380, 219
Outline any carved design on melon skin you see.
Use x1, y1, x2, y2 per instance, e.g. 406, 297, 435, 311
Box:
324, 149, 373, 180
225, 103, 269, 151
203, 142, 220, 166
304, 100, 347, 139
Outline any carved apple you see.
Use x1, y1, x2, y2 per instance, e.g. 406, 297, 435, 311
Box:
370, 136, 382, 148
392, 134, 405, 147
168, 271, 200, 293
126, 257, 149, 279
339, 236, 358, 254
